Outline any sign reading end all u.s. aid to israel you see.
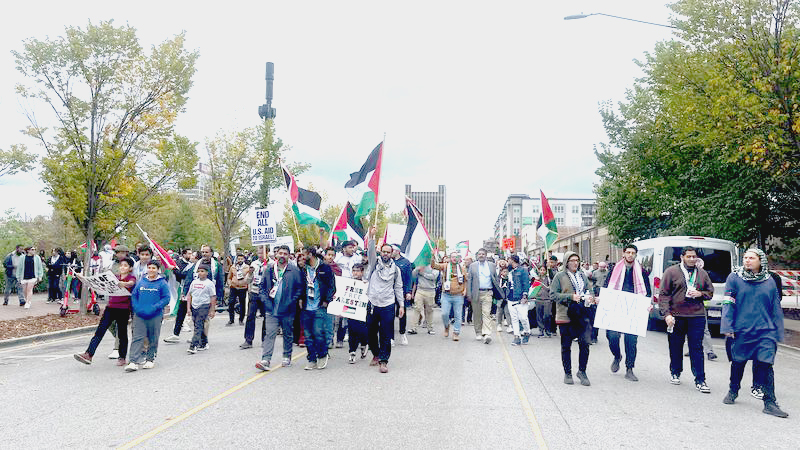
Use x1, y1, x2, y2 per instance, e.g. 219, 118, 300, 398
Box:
593, 287, 651, 337
327, 276, 369, 322
251, 208, 277, 246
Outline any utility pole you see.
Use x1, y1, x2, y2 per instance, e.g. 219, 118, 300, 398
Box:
258, 62, 276, 120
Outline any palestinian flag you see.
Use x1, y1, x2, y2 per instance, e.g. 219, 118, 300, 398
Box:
400, 196, 435, 267
528, 280, 543, 299
331, 202, 365, 248
537, 190, 558, 251
135, 224, 177, 270
283, 164, 330, 230
455, 240, 469, 259
344, 142, 383, 222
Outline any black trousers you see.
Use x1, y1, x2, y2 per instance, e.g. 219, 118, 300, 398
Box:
668, 316, 706, 383
348, 319, 368, 353
47, 274, 62, 300
397, 302, 407, 334
607, 330, 638, 369
243, 292, 265, 344
559, 318, 591, 374
228, 287, 248, 323
588, 304, 599, 341
87, 307, 129, 359
730, 359, 777, 403
368, 304, 395, 363
173, 300, 188, 335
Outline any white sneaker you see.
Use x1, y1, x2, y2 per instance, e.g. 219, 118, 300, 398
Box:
124, 362, 138, 372
348, 352, 357, 364
304, 361, 318, 370
400, 334, 408, 345
506, 326, 513, 333
143, 361, 155, 369
391, 339, 395, 347
198, 344, 209, 351
24, 302, 31, 309
163, 335, 180, 343
317, 355, 329, 369
497, 324, 503, 332
108, 350, 119, 359
475, 335, 483, 341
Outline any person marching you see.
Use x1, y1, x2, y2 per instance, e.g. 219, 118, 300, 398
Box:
659, 246, 714, 393
533, 265, 553, 338
241, 246, 268, 349
551, 251, 595, 386
227, 253, 250, 326
467, 249, 502, 344
73, 257, 136, 366
366, 226, 405, 373
347, 263, 370, 363
602, 244, 651, 382
409, 263, 439, 336
255, 245, 304, 371
508, 255, 531, 345
721, 248, 788, 418
299, 246, 337, 370
431, 252, 467, 341
186, 264, 217, 354
125, 260, 171, 372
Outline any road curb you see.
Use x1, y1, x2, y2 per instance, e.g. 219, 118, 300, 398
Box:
778, 343, 800, 357
0, 325, 96, 350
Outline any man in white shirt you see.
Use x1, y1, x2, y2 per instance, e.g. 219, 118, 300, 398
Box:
334, 241, 358, 279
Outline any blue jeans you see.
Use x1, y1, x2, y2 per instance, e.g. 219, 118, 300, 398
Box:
440, 293, 464, 334
4, 275, 24, 303
303, 309, 329, 362
324, 309, 335, 346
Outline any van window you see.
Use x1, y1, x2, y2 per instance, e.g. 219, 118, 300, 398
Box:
663, 247, 732, 284
637, 248, 654, 274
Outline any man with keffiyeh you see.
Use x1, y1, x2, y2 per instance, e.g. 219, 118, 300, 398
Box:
721, 248, 788, 418
602, 244, 651, 382
659, 246, 714, 394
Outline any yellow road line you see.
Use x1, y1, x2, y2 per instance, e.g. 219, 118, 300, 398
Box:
117, 351, 307, 449
498, 333, 548, 450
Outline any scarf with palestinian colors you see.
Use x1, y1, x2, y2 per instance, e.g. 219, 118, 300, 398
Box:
735, 248, 770, 283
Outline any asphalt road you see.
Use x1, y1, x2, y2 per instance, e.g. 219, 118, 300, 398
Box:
1, 312, 799, 449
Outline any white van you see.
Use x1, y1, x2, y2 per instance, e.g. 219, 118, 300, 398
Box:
632, 236, 739, 332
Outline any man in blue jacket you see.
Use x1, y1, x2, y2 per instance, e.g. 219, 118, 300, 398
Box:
255, 245, 304, 371
392, 245, 414, 346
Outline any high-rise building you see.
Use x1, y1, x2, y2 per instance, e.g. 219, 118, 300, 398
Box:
179, 162, 212, 202
405, 184, 446, 242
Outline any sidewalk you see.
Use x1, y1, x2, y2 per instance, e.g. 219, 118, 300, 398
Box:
0, 293, 63, 321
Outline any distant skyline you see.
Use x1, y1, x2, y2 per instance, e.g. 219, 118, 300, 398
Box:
0, 1, 676, 248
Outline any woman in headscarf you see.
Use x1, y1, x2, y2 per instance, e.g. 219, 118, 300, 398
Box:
721, 248, 787, 418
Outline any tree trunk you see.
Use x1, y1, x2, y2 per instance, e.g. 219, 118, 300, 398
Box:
81, 220, 93, 314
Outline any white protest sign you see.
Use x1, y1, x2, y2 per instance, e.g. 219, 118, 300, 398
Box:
327, 276, 369, 322
77, 271, 131, 296
251, 208, 277, 245
594, 287, 651, 337
274, 235, 295, 253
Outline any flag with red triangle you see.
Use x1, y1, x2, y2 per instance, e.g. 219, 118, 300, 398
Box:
344, 142, 383, 222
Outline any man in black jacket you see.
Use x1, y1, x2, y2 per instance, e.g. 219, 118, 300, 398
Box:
256, 245, 305, 372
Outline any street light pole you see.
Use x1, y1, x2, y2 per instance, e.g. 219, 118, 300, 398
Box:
564, 12, 676, 29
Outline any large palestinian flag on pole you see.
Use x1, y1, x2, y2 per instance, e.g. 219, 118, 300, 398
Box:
331, 202, 365, 248
537, 189, 558, 251
282, 164, 330, 231
400, 196, 435, 267
344, 142, 383, 222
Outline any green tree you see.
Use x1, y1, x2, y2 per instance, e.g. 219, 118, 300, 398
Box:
0, 145, 36, 179
13, 20, 199, 311
594, 0, 800, 250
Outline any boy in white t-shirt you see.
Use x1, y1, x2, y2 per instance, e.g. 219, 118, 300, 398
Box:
186, 265, 217, 354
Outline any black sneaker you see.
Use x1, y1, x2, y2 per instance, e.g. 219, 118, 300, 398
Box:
695, 381, 711, 394
723, 391, 737, 404
239, 342, 253, 349
407, 329, 418, 335
611, 357, 621, 373
707, 352, 718, 361
576, 371, 591, 386
763, 402, 789, 418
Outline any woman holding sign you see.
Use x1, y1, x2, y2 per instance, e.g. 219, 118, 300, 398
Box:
550, 251, 595, 386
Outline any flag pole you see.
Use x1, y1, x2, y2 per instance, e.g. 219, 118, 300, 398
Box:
371, 134, 385, 228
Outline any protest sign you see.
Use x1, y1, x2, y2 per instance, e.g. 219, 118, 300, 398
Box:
594, 287, 651, 337
251, 208, 277, 245
274, 235, 295, 253
77, 271, 131, 297
327, 276, 369, 322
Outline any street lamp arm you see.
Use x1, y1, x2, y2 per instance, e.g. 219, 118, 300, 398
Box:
563, 12, 676, 29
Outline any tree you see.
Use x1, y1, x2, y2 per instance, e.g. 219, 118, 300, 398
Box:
0, 145, 36, 179
594, 0, 800, 250
13, 20, 199, 311
206, 121, 306, 264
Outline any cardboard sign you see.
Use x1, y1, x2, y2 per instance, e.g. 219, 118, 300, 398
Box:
594, 287, 651, 337
77, 271, 131, 296
274, 235, 295, 253
251, 208, 277, 245
327, 276, 369, 322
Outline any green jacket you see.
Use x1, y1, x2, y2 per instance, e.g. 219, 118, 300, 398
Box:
16, 254, 44, 281
550, 251, 592, 324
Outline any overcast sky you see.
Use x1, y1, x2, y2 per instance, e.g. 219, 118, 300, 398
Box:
0, 1, 675, 248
